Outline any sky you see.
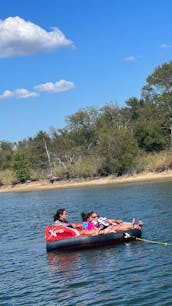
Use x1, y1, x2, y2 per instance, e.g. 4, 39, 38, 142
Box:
1, 0, 172, 142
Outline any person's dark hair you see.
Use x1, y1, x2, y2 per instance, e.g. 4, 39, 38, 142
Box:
53, 208, 65, 222
81, 212, 92, 221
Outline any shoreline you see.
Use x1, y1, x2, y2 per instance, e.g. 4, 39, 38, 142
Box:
1, 170, 172, 194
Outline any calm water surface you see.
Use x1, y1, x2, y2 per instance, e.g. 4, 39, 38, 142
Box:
0, 180, 172, 306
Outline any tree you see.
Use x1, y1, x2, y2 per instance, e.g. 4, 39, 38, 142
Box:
65, 107, 98, 149
125, 97, 145, 120
131, 104, 168, 152
92, 104, 139, 175
21, 131, 51, 171
142, 61, 172, 149
143, 61, 172, 94
0, 141, 14, 170
12, 152, 30, 183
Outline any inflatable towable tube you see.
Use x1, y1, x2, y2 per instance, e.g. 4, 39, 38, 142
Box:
45, 225, 142, 252
45, 225, 80, 242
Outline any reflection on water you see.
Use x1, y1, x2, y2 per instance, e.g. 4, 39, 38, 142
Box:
47, 251, 81, 272
46, 242, 143, 276
46, 240, 147, 275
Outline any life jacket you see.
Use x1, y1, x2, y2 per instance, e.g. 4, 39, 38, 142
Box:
45, 225, 80, 242
98, 217, 110, 227
92, 217, 110, 228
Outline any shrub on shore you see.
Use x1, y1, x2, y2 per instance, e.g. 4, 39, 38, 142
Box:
1, 151, 172, 186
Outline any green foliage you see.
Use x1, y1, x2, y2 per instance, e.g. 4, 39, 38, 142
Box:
145, 61, 172, 93
2, 61, 172, 183
134, 120, 167, 152
16, 130, 51, 171
142, 61, 172, 149
12, 152, 30, 183
0, 141, 14, 170
65, 107, 98, 151
131, 104, 168, 152
97, 130, 139, 176
125, 97, 145, 120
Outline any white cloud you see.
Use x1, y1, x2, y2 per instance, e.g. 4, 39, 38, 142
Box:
123, 56, 137, 62
0, 90, 13, 99
0, 88, 39, 99
160, 43, 172, 48
0, 79, 75, 100
15, 89, 39, 98
34, 80, 75, 93
0, 16, 74, 58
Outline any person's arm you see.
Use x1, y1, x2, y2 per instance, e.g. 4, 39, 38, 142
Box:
72, 223, 82, 229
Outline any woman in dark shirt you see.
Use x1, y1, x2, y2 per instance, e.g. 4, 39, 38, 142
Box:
53, 208, 75, 227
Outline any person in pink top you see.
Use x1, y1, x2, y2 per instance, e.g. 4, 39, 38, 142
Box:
81, 212, 99, 234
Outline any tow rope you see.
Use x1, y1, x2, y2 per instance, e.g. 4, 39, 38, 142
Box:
123, 232, 172, 246
135, 237, 172, 246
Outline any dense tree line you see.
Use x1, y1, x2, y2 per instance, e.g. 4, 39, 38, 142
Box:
1, 61, 172, 183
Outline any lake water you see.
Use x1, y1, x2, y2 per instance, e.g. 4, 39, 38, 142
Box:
0, 180, 172, 306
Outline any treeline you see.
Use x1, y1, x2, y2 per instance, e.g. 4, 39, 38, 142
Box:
1, 61, 172, 184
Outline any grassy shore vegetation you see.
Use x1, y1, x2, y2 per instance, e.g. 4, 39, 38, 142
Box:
1, 61, 172, 186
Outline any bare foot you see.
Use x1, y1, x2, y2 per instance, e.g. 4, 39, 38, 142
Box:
131, 218, 136, 228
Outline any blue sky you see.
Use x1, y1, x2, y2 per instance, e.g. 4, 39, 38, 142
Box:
1, 0, 172, 142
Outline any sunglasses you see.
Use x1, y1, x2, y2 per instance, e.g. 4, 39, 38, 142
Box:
92, 215, 99, 218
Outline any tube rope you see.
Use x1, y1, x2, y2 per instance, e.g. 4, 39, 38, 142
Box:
135, 237, 172, 246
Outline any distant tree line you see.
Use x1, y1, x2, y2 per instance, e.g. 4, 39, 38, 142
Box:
1, 61, 172, 184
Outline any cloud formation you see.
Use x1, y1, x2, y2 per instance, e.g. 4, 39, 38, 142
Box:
0, 89, 39, 100
0, 80, 75, 100
0, 16, 74, 58
34, 80, 75, 93
123, 56, 137, 62
160, 43, 172, 49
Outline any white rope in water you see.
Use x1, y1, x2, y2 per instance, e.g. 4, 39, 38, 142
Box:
135, 237, 172, 246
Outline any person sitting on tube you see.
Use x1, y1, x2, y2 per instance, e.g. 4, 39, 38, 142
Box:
53, 209, 99, 235
53, 208, 81, 229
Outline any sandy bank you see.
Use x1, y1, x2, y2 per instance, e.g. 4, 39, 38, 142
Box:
1, 171, 172, 194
